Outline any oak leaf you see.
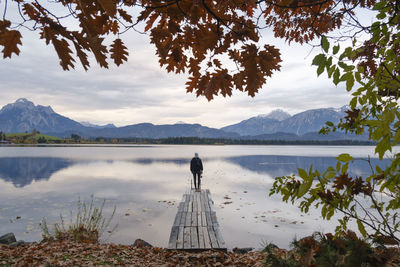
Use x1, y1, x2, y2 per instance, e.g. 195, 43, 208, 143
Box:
23, 3, 39, 20
118, 9, 133, 23
51, 38, 75, 70
97, 0, 117, 17
87, 36, 108, 68
73, 42, 90, 71
0, 30, 22, 58
110, 38, 128, 66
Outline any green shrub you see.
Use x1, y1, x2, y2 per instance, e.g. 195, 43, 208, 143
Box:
263, 231, 400, 267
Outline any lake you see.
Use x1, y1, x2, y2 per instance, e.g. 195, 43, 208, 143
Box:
0, 145, 396, 249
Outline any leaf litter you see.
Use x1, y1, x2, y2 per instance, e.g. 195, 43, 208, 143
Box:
0, 241, 266, 266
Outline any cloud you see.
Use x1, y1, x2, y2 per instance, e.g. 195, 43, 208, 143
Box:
0, 18, 352, 128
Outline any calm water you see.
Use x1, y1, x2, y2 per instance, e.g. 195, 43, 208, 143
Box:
0, 145, 396, 249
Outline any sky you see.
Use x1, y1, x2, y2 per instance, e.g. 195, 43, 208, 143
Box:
0, 6, 352, 129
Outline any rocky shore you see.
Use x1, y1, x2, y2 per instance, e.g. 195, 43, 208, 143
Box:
2, 232, 400, 266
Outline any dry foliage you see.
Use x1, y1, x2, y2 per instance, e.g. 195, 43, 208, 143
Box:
0, 240, 265, 266
0, 0, 379, 99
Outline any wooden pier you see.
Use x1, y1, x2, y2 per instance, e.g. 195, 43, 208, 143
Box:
168, 189, 226, 251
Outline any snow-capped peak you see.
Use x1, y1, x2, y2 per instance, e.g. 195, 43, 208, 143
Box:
258, 109, 291, 121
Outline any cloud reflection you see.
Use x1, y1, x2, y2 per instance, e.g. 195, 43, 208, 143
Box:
0, 149, 391, 249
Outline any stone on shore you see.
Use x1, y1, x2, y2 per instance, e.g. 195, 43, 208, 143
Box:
133, 239, 152, 248
9, 241, 26, 247
0, 233, 17, 245
232, 247, 254, 254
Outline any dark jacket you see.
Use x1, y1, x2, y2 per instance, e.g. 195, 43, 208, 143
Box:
190, 157, 203, 174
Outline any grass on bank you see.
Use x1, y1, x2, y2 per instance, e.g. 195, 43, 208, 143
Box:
40, 195, 117, 243
5, 132, 62, 143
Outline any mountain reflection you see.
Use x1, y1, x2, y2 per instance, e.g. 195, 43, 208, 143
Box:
0, 155, 390, 188
0, 157, 191, 188
134, 158, 189, 165
0, 157, 73, 187
225, 155, 390, 178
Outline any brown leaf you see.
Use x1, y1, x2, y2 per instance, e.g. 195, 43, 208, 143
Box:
118, 9, 133, 23
110, 38, 128, 66
0, 30, 22, 58
23, 3, 39, 20
51, 38, 75, 70
73, 42, 90, 70
0, 19, 11, 31
97, 0, 117, 17
145, 13, 159, 32
87, 36, 108, 68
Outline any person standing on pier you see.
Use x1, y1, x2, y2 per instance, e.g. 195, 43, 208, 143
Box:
190, 152, 203, 191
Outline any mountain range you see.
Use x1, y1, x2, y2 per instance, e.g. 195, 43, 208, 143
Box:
0, 98, 365, 140
222, 107, 347, 136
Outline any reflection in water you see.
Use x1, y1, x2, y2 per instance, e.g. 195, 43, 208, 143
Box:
0, 157, 73, 187
0, 156, 390, 188
133, 158, 189, 166
0, 148, 393, 249
0, 158, 191, 188
225, 155, 390, 178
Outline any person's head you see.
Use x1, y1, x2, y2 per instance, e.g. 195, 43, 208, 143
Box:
194, 152, 199, 158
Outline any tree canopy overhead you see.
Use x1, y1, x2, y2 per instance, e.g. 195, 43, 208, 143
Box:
0, 0, 389, 100
2, 0, 400, 245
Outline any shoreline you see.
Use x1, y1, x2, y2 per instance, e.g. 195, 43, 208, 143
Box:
0, 236, 266, 266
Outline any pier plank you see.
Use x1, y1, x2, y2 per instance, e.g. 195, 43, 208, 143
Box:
183, 227, 191, 249
197, 226, 205, 249
177, 202, 184, 212
205, 211, 212, 226
202, 226, 211, 249
183, 200, 189, 212
211, 211, 219, 227
213, 226, 226, 248
197, 212, 202, 227
188, 200, 193, 212
185, 212, 191, 227
168, 226, 179, 249
190, 227, 199, 249
173, 212, 182, 227
168, 189, 226, 251
196, 193, 202, 211
207, 226, 219, 248
201, 212, 207, 227
191, 212, 197, 227
176, 226, 184, 249
180, 212, 186, 226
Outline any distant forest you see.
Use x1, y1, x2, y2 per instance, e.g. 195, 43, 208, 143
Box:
92, 136, 375, 146
1, 131, 376, 146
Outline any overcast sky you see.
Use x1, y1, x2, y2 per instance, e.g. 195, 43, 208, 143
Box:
0, 15, 351, 128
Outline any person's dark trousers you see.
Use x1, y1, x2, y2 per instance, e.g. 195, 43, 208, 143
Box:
193, 172, 201, 189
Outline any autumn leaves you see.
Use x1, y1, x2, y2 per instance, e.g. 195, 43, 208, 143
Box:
1, 0, 358, 99
1, 0, 131, 71
0, 20, 22, 59
144, 1, 282, 99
